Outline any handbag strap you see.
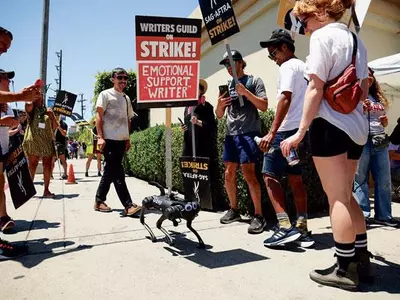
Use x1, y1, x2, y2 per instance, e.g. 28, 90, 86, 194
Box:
350, 31, 358, 65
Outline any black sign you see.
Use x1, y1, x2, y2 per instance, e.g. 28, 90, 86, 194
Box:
54, 90, 77, 116
199, 0, 240, 45
5, 143, 36, 209
180, 156, 212, 210
69, 112, 90, 127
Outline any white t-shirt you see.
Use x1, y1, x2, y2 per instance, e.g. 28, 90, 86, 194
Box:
96, 88, 134, 141
0, 105, 14, 155
277, 58, 307, 132
306, 22, 369, 145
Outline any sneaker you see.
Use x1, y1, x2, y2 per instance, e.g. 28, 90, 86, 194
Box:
60, 174, 68, 180
85, 172, 89, 177
124, 204, 141, 217
293, 231, 315, 248
220, 209, 241, 224
374, 218, 400, 227
357, 251, 374, 283
0, 239, 29, 260
94, 202, 112, 212
263, 226, 301, 247
97, 172, 102, 177
248, 215, 266, 234
310, 261, 359, 291
0, 216, 16, 232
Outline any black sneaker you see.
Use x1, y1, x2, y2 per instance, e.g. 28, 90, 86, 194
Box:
357, 251, 374, 283
85, 172, 89, 177
374, 218, 400, 227
0, 239, 29, 260
248, 215, 266, 234
293, 231, 315, 248
264, 226, 301, 247
220, 209, 241, 224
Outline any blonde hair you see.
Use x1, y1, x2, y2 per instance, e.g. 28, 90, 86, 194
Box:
293, 0, 353, 21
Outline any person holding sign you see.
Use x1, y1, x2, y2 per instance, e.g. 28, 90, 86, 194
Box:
280, 0, 371, 291
216, 50, 268, 234
94, 68, 141, 217
258, 29, 313, 248
23, 92, 58, 198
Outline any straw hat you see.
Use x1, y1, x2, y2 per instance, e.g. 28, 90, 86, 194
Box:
199, 79, 208, 94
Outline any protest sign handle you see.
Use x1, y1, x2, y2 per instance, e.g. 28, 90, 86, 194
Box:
191, 109, 196, 158
224, 39, 244, 107
165, 108, 172, 195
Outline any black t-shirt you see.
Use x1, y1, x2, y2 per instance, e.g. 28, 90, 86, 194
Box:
55, 120, 68, 145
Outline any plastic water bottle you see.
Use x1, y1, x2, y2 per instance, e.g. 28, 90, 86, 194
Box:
254, 136, 274, 154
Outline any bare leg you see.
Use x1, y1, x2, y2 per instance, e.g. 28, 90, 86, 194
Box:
86, 154, 93, 173
0, 169, 6, 217
42, 156, 54, 196
241, 163, 262, 215
96, 153, 102, 173
28, 155, 39, 181
224, 162, 238, 209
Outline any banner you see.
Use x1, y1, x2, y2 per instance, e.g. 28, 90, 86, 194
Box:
277, 0, 306, 35
5, 143, 36, 209
199, 0, 240, 45
180, 156, 212, 210
135, 15, 202, 109
53, 90, 77, 116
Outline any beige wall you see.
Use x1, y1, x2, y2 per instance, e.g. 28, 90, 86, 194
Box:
150, 0, 400, 134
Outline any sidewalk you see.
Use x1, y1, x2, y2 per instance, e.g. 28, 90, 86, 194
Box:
1, 159, 399, 300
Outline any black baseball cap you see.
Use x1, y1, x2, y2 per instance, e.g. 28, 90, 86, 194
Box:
260, 29, 294, 48
0, 69, 15, 79
219, 50, 243, 65
111, 67, 127, 77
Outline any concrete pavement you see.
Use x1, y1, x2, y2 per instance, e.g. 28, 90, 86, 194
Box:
0, 159, 399, 300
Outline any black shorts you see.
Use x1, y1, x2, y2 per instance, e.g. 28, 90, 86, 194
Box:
310, 118, 364, 160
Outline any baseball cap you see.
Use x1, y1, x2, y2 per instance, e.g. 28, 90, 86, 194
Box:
111, 67, 127, 77
219, 50, 243, 65
260, 29, 294, 48
0, 69, 15, 79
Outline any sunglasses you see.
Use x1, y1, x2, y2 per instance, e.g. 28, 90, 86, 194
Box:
116, 75, 128, 81
268, 48, 278, 60
298, 16, 310, 29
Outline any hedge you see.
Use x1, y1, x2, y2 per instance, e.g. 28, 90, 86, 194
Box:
124, 109, 328, 217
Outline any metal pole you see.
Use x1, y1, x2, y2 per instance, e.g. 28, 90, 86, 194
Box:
191, 109, 196, 158
40, 0, 50, 98
59, 49, 62, 91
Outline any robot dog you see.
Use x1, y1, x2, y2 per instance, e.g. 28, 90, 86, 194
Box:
140, 181, 205, 248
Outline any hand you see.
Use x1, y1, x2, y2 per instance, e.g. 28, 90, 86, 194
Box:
363, 99, 372, 112
191, 115, 202, 126
217, 93, 231, 109
380, 115, 388, 127
235, 83, 249, 97
180, 124, 188, 132
46, 107, 55, 120
21, 86, 41, 102
97, 138, 106, 151
280, 132, 303, 157
259, 132, 275, 152
125, 140, 131, 152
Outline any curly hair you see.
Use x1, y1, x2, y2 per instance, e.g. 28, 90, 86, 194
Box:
369, 70, 390, 109
293, 0, 353, 21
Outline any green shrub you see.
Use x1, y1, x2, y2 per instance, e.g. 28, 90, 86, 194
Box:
125, 109, 328, 217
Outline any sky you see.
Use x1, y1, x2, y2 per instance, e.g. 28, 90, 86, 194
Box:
0, 0, 199, 125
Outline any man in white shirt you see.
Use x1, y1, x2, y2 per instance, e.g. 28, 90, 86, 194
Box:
94, 68, 141, 217
258, 29, 313, 248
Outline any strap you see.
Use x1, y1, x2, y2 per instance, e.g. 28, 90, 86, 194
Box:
350, 32, 358, 65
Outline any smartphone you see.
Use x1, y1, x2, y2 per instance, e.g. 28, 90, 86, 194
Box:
178, 117, 184, 125
219, 85, 229, 97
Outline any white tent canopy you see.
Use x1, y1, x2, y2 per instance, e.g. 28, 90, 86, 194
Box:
368, 53, 400, 92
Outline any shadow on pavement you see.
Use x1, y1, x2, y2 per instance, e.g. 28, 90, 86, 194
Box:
54, 193, 80, 200
163, 231, 269, 269
15, 238, 93, 269
360, 255, 400, 294
2, 219, 60, 235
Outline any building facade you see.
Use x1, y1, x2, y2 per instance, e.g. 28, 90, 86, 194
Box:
150, 0, 400, 134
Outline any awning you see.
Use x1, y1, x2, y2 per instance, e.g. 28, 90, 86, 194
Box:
369, 53, 400, 94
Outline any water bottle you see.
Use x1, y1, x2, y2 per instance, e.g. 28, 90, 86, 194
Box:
254, 136, 275, 154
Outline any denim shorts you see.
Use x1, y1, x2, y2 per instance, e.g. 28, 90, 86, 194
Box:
223, 132, 260, 164
262, 129, 303, 179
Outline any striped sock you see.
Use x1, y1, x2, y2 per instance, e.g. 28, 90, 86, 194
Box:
335, 241, 355, 271
277, 212, 291, 229
355, 233, 368, 256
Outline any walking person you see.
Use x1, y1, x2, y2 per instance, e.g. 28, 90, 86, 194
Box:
52, 113, 68, 179
354, 69, 399, 227
94, 68, 141, 216
258, 29, 314, 248
216, 50, 268, 234
85, 121, 102, 177
281, 0, 372, 290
